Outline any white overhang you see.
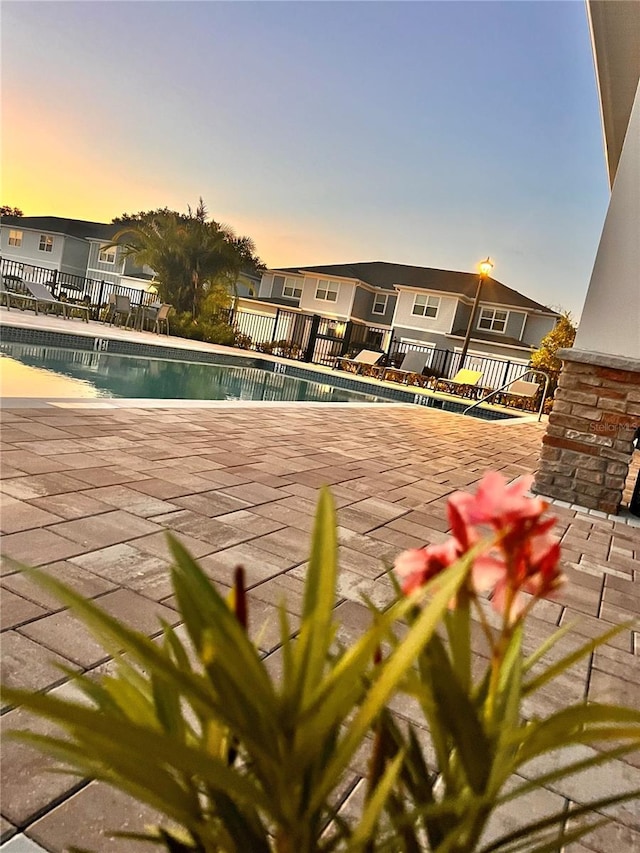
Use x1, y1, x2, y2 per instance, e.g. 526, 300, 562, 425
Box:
587, 1, 640, 187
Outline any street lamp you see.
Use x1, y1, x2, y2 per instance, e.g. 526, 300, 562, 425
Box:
458, 257, 494, 368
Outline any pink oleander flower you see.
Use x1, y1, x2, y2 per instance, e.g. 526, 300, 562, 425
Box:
394, 471, 565, 623
394, 540, 462, 595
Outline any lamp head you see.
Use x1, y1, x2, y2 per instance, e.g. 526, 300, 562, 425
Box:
479, 257, 494, 278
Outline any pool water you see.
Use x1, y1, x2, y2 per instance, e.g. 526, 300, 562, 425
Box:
0, 344, 390, 404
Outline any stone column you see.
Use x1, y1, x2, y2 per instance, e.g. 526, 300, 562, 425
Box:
535, 53, 640, 514
535, 351, 640, 513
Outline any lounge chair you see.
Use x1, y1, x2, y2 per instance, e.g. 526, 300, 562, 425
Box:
334, 349, 384, 375
496, 379, 541, 411
380, 351, 432, 386
0, 277, 33, 311
436, 369, 484, 398
2, 279, 90, 322
26, 281, 91, 322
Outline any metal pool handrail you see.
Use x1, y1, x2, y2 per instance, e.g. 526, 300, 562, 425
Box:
463, 369, 550, 421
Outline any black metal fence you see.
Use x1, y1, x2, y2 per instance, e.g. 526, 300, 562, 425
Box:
1, 258, 157, 319
1, 258, 555, 403
225, 305, 555, 403
385, 339, 536, 390
227, 307, 389, 366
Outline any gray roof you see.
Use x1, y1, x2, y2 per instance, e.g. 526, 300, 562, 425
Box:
276, 261, 556, 314
1, 215, 118, 241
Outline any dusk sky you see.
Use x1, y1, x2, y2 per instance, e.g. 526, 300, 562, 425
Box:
2, 1, 609, 317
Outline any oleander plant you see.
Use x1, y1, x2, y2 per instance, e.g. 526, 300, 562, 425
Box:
4, 474, 639, 852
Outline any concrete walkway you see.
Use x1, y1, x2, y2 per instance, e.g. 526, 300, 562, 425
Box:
1, 402, 638, 852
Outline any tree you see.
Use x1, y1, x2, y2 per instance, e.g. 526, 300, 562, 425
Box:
111, 200, 264, 316
530, 311, 577, 373
1, 205, 23, 217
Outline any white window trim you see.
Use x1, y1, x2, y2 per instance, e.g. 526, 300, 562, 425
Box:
98, 245, 117, 264
477, 306, 509, 333
282, 276, 303, 299
411, 293, 440, 318
39, 234, 54, 253
315, 278, 340, 302
8, 230, 23, 247
372, 293, 388, 315
519, 313, 528, 340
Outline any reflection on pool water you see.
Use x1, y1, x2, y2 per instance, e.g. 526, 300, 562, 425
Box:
0, 344, 390, 404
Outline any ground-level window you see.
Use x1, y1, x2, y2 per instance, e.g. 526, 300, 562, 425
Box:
478, 307, 508, 332
282, 277, 302, 299
412, 294, 439, 318
39, 234, 54, 252
372, 293, 388, 315
99, 245, 117, 264
8, 230, 23, 247
315, 279, 339, 302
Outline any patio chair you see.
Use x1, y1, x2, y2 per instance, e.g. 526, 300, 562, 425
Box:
23, 281, 90, 323
153, 303, 173, 335
334, 349, 384, 375
105, 294, 133, 327
436, 368, 484, 398
380, 350, 431, 386
496, 379, 541, 411
0, 276, 31, 311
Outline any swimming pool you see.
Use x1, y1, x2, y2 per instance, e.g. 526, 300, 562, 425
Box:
0, 343, 391, 404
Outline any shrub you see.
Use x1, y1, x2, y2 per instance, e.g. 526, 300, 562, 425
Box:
4, 479, 639, 852
234, 332, 253, 349
168, 311, 236, 346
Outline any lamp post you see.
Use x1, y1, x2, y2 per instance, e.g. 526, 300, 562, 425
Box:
458, 257, 494, 369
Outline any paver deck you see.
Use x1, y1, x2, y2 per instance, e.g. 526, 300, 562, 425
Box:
1, 402, 639, 852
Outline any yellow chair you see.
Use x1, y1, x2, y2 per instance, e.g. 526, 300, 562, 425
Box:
437, 369, 484, 398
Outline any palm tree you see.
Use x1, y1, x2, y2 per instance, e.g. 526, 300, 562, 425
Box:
110, 201, 257, 317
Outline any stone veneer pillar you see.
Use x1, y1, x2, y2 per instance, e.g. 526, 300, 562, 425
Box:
534, 349, 640, 514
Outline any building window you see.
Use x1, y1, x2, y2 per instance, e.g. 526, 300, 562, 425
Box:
282, 277, 302, 299
372, 293, 388, 315
98, 245, 117, 264
411, 294, 440, 318
478, 307, 508, 332
8, 230, 23, 247
315, 279, 339, 302
39, 234, 54, 253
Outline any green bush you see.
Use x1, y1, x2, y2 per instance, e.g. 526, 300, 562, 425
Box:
168, 311, 236, 346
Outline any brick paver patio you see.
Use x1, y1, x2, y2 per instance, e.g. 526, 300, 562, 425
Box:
1, 402, 638, 852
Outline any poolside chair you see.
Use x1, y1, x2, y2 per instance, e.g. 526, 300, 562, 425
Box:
380, 350, 432, 386
436, 368, 484, 398
105, 294, 133, 327
496, 379, 541, 411
20, 281, 90, 323
0, 276, 31, 311
28, 281, 91, 322
153, 303, 173, 335
334, 349, 384, 375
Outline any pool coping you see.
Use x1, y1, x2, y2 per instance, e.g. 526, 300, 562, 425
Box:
0, 322, 532, 421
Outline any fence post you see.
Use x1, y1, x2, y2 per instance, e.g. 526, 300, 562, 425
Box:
340, 321, 354, 356
94, 280, 106, 320
305, 314, 321, 362
270, 308, 281, 344
501, 360, 512, 386
442, 349, 452, 378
